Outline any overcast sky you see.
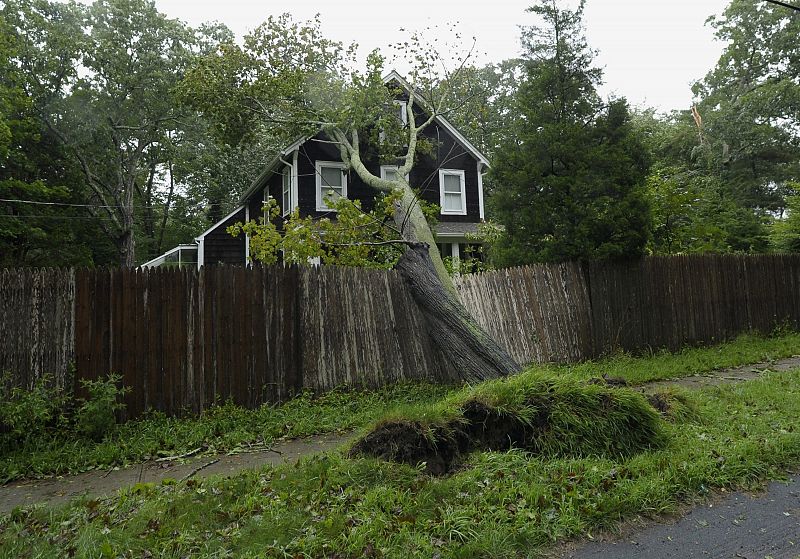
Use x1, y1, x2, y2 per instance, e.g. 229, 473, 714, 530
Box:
152, 0, 732, 113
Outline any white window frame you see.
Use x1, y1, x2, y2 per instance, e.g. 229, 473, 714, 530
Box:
281, 165, 292, 217
381, 164, 411, 184
395, 100, 408, 126
438, 169, 467, 216
315, 161, 348, 212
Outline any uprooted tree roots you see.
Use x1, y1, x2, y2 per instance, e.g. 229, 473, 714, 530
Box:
350, 378, 672, 475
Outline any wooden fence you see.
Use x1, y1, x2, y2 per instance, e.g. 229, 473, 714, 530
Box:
455, 255, 800, 364
2, 265, 449, 417
2, 255, 800, 417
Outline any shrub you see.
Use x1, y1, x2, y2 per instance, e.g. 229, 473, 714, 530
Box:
74, 374, 129, 441
0, 375, 68, 450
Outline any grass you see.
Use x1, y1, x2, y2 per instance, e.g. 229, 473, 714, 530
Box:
0, 330, 797, 483
537, 330, 800, 385
2, 368, 800, 558
0, 383, 452, 483
350, 371, 667, 474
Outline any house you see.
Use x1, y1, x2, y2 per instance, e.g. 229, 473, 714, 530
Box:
142, 72, 489, 270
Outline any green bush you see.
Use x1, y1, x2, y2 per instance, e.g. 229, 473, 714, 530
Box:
0, 375, 68, 450
74, 374, 129, 441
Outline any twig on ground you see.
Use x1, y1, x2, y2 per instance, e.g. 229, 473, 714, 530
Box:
155, 448, 202, 462
226, 446, 283, 456
179, 459, 219, 482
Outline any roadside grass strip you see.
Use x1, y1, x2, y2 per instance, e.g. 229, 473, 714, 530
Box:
2, 365, 800, 558
0, 331, 797, 482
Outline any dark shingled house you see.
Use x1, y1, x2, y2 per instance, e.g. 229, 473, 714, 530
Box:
143, 72, 489, 269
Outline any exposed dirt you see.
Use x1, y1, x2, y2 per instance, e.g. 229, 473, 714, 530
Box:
0, 433, 349, 515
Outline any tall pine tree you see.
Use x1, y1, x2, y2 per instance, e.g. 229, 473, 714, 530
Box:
490, 0, 651, 265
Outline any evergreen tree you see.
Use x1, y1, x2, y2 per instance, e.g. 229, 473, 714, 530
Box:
489, 0, 651, 265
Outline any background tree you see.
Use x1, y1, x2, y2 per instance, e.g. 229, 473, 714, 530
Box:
489, 0, 651, 266
3, 0, 241, 267
0, 7, 118, 266
691, 0, 800, 250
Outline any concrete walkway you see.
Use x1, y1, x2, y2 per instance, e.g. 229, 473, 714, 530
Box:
0, 432, 350, 514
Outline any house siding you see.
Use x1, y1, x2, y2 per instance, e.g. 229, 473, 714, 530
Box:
255, 124, 480, 224
202, 207, 246, 266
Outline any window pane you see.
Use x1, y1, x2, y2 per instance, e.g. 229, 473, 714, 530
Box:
444, 192, 463, 211
383, 168, 398, 182
321, 186, 342, 206
320, 166, 342, 187
443, 173, 462, 193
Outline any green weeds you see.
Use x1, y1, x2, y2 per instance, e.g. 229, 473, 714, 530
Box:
2, 370, 800, 558
0, 382, 451, 482
541, 331, 800, 384
1, 331, 798, 482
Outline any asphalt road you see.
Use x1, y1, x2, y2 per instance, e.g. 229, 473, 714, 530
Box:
562, 474, 800, 559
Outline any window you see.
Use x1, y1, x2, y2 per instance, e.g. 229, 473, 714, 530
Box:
281, 165, 292, 217
315, 161, 347, 211
395, 100, 408, 126
380, 165, 399, 183
439, 169, 466, 215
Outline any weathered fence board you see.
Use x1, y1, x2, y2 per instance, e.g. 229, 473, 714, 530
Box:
4, 254, 800, 417
456, 255, 800, 365
0, 268, 74, 390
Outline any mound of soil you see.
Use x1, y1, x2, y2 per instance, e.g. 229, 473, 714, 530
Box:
349, 421, 464, 475
350, 399, 554, 474
351, 380, 666, 475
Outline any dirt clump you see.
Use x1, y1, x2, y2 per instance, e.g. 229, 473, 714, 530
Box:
348, 421, 463, 475
647, 392, 671, 415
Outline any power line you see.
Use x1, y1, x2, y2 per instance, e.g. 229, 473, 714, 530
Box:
0, 213, 116, 220
1, 198, 140, 210
764, 0, 800, 11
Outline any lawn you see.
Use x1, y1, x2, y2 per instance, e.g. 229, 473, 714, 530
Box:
1, 331, 798, 483
2, 364, 800, 557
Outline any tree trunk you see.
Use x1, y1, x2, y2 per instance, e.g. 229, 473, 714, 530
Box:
396, 243, 519, 382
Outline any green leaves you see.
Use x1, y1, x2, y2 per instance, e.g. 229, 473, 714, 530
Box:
490, 2, 651, 265
229, 193, 405, 268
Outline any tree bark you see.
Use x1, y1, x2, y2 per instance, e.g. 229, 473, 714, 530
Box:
396, 243, 519, 382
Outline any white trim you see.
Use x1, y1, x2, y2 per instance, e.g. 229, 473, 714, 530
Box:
196, 238, 204, 269
477, 161, 485, 220
237, 136, 308, 205
439, 168, 467, 216
140, 244, 198, 268
291, 149, 299, 212
380, 165, 401, 182
383, 70, 490, 168
315, 160, 348, 211
244, 205, 250, 265
195, 205, 245, 242
394, 100, 408, 125
281, 165, 292, 217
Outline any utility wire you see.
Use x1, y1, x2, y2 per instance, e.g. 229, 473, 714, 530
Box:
0, 198, 128, 209
0, 213, 117, 220
764, 0, 800, 10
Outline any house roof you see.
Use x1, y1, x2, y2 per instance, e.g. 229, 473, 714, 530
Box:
435, 222, 480, 237
237, 71, 490, 205
382, 70, 490, 168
